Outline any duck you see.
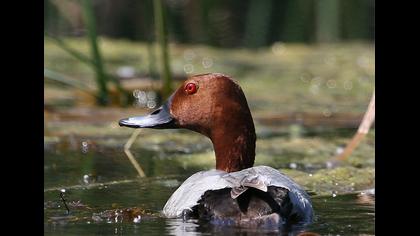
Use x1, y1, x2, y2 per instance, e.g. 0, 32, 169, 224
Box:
119, 73, 314, 229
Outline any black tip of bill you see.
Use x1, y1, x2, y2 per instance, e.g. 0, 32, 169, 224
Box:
118, 118, 144, 128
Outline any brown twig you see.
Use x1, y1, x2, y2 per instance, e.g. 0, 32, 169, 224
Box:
124, 129, 146, 177
335, 91, 375, 161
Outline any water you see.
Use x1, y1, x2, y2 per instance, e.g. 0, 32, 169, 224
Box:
44, 178, 374, 235
44, 140, 374, 235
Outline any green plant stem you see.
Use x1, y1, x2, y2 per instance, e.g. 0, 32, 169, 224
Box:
45, 34, 95, 66
316, 0, 339, 42
45, 33, 128, 104
44, 68, 96, 97
81, 0, 109, 105
153, 0, 173, 98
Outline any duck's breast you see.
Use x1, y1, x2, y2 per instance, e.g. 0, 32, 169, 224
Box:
162, 166, 313, 223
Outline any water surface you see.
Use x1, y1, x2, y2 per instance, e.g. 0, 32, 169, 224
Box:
44, 136, 374, 235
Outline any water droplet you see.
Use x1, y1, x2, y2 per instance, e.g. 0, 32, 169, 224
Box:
289, 163, 297, 169
202, 57, 213, 68
132, 89, 140, 98
133, 215, 141, 223
139, 91, 147, 101
83, 174, 90, 184
81, 141, 89, 153
147, 100, 156, 109
83, 174, 96, 184
136, 91, 147, 104
183, 64, 194, 74
183, 50, 196, 61
271, 42, 286, 55
146, 91, 157, 100
326, 79, 337, 89
134, 90, 149, 107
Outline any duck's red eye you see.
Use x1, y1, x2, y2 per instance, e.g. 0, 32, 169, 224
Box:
184, 83, 198, 95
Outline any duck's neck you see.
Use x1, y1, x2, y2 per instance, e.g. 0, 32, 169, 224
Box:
210, 116, 256, 173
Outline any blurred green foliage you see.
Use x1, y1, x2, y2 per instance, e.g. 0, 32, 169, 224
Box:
45, 38, 374, 113
45, 0, 374, 47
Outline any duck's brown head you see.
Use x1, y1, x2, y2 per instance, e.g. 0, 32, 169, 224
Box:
119, 73, 256, 172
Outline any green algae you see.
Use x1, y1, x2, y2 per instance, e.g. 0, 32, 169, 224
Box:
282, 167, 375, 196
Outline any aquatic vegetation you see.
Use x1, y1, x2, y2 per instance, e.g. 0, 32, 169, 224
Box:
283, 167, 375, 196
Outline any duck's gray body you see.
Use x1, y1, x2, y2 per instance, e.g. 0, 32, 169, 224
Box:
163, 166, 313, 225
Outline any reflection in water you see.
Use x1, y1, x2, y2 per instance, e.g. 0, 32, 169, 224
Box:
166, 219, 201, 236
166, 218, 284, 236
165, 218, 326, 236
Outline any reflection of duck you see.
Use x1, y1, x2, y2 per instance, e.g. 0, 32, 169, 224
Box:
120, 73, 313, 228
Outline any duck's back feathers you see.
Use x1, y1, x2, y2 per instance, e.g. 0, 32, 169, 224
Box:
162, 166, 313, 225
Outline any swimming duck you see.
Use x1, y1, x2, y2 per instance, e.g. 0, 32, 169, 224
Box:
119, 73, 313, 228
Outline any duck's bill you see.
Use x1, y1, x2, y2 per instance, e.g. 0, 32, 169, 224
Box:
119, 97, 177, 129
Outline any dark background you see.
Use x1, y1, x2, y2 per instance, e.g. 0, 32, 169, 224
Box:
45, 0, 375, 47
